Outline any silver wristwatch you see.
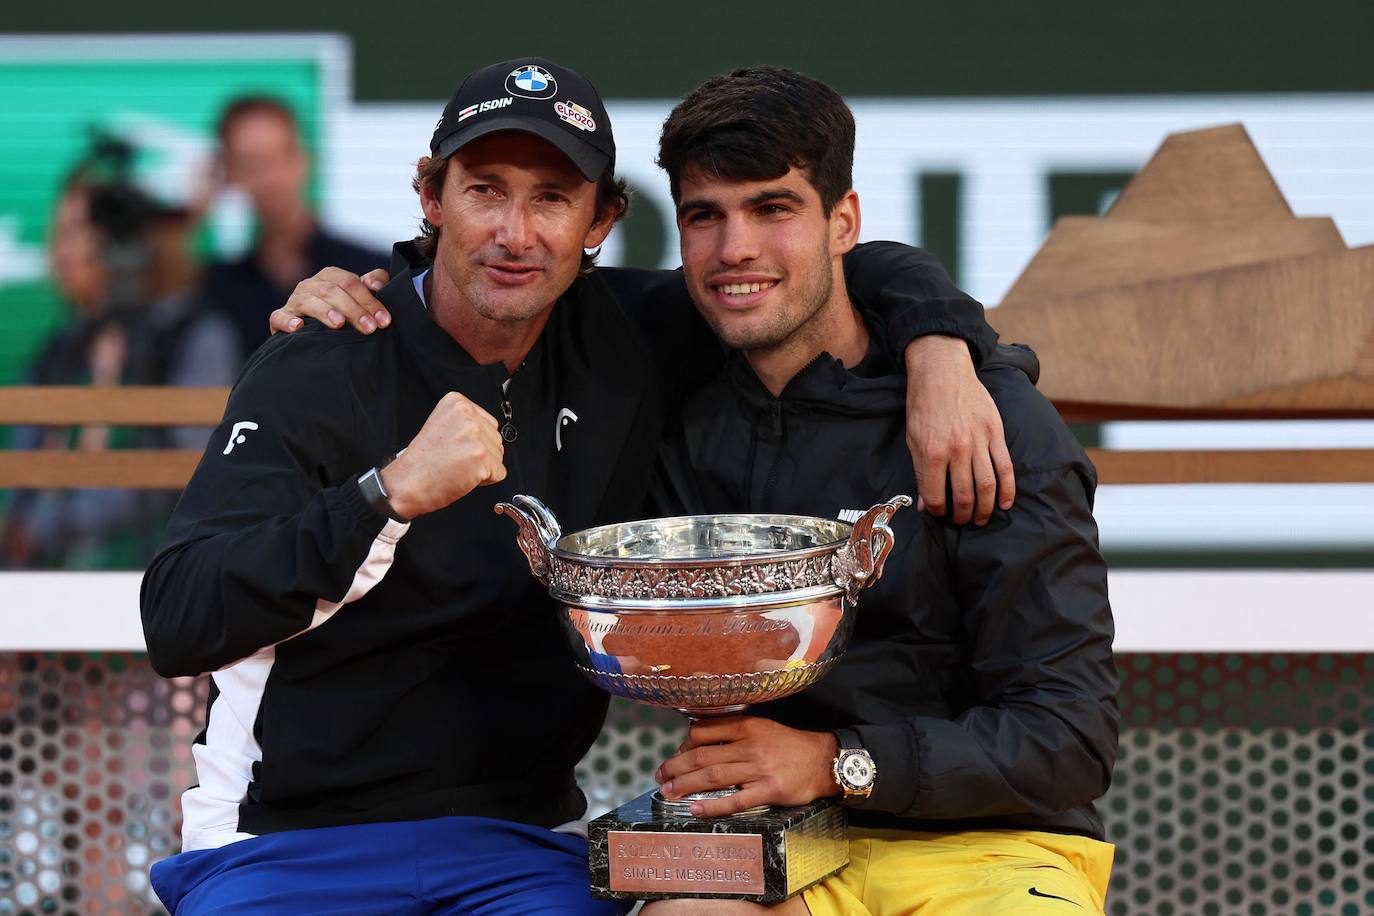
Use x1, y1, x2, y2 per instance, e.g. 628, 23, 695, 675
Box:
833, 746, 877, 800
358, 456, 408, 522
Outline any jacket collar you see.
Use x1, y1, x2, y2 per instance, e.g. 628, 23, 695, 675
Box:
720, 303, 1041, 415
722, 308, 906, 415
380, 241, 547, 383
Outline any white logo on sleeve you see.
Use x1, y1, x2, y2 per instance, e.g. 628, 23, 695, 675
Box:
555, 408, 579, 452
222, 421, 259, 455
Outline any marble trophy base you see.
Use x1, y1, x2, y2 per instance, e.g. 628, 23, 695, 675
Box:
588, 791, 848, 903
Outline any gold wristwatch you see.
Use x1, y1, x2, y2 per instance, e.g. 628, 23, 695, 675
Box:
833, 746, 877, 800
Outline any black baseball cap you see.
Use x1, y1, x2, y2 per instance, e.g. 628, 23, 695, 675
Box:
430, 57, 615, 182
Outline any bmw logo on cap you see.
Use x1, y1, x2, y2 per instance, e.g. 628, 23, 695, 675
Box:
506, 65, 558, 99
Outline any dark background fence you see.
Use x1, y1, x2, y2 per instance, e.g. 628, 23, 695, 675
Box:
2, 652, 1370, 915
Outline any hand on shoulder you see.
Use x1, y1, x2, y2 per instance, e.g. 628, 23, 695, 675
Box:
270, 267, 394, 336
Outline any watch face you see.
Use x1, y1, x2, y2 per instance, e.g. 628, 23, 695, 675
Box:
840, 751, 876, 789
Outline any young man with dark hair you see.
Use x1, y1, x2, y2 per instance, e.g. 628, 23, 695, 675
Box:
143, 58, 1010, 914
645, 66, 1119, 914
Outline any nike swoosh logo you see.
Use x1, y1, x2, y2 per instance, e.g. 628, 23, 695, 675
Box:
1028, 887, 1082, 906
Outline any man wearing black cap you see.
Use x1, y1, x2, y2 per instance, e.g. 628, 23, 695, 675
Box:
141, 57, 1004, 914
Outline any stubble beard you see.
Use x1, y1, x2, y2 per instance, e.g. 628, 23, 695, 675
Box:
708, 255, 834, 357
467, 284, 552, 323
438, 244, 556, 324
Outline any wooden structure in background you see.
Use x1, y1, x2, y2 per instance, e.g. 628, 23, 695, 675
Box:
0, 383, 1370, 488
0, 386, 228, 427
989, 123, 1373, 485
993, 124, 1374, 417
0, 387, 226, 488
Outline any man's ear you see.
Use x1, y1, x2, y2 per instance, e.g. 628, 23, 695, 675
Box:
829, 189, 861, 256
418, 157, 444, 228
583, 207, 616, 251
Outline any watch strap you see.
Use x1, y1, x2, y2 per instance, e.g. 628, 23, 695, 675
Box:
358, 460, 409, 523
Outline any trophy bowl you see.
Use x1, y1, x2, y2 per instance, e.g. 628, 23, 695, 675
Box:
495, 495, 911, 720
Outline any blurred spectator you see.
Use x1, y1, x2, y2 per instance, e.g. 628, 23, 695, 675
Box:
1, 141, 239, 570
135, 183, 242, 451
204, 96, 385, 357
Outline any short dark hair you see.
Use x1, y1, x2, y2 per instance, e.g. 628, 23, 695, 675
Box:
410, 153, 629, 273
657, 66, 855, 214
216, 95, 299, 146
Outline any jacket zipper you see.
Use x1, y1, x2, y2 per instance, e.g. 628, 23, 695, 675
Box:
499, 364, 523, 443
499, 386, 517, 442
760, 401, 787, 509
742, 415, 759, 507
500, 367, 523, 490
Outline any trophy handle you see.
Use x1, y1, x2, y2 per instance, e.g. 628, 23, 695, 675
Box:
831, 495, 912, 604
494, 495, 563, 586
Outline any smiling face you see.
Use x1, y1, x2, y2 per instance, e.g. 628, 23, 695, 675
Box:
676, 165, 860, 355
420, 132, 612, 326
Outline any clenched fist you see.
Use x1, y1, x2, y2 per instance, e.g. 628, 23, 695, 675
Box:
380, 392, 507, 519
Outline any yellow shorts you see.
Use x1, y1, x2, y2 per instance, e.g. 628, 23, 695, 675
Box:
801, 828, 1115, 916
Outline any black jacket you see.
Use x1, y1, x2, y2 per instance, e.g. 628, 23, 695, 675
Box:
657, 333, 1120, 839
141, 242, 999, 846
143, 247, 666, 842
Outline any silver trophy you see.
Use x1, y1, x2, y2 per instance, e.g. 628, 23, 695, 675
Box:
495, 495, 910, 902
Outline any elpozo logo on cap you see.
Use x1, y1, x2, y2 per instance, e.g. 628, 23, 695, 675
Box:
506, 65, 557, 99
554, 100, 596, 132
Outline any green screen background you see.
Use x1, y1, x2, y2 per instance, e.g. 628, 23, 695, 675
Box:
0, 57, 321, 385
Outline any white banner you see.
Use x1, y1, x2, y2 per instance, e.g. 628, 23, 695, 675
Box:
311, 94, 1374, 553
328, 94, 1374, 303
